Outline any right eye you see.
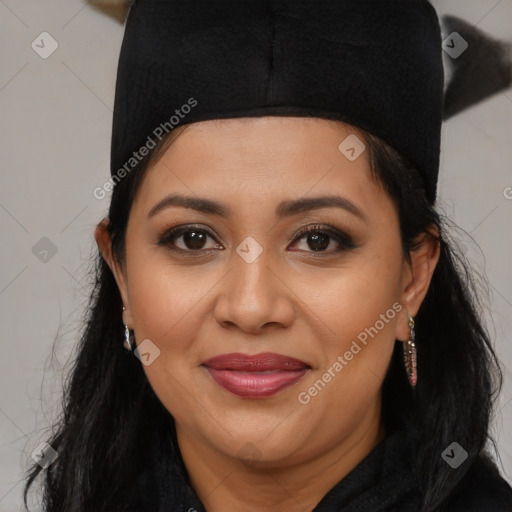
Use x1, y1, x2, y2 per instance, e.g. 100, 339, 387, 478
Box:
157, 225, 224, 253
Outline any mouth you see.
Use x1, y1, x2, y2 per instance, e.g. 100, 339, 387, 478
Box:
201, 352, 311, 398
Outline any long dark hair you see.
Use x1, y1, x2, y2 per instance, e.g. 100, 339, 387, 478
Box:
23, 121, 503, 512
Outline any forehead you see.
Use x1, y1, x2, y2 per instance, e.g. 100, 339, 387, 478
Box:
132, 116, 389, 219
163, 116, 364, 164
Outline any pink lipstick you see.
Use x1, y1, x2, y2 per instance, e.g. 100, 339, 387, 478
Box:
202, 352, 310, 398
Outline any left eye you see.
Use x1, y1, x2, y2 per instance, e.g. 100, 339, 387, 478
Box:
157, 224, 355, 254
290, 225, 355, 253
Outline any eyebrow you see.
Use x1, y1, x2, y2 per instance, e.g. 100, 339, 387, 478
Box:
147, 193, 366, 222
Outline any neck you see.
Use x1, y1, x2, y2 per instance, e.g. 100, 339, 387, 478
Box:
176, 397, 386, 512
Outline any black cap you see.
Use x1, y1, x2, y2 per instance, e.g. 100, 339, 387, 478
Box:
111, 0, 444, 204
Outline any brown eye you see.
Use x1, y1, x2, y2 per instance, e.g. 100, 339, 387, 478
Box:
290, 225, 356, 253
158, 226, 221, 252
181, 229, 208, 250
157, 223, 356, 256
305, 232, 330, 251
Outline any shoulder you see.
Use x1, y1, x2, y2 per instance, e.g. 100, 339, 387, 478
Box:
439, 453, 512, 512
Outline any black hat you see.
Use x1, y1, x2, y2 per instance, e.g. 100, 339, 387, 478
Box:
111, 0, 444, 204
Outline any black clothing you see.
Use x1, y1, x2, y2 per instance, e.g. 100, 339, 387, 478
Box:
134, 424, 512, 512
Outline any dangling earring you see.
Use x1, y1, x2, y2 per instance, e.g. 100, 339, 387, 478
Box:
122, 306, 135, 352
124, 324, 136, 351
403, 314, 417, 388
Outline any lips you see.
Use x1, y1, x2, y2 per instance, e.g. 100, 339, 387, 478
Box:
202, 352, 311, 398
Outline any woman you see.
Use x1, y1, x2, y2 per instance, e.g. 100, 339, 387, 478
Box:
24, 1, 512, 511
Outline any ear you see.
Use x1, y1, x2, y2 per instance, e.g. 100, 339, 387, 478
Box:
94, 218, 134, 328
395, 224, 441, 342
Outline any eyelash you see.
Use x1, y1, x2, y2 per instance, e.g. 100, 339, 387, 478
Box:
157, 223, 356, 256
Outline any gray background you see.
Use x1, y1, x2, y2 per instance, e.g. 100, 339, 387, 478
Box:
1, 0, 511, 510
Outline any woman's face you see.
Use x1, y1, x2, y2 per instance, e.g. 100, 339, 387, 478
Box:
104, 117, 425, 467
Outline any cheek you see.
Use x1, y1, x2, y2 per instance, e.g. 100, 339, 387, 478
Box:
292, 290, 401, 452
124, 257, 217, 426
294, 243, 403, 350
293, 247, 403, 412
126, 259, 211, 356
332, 267, 402, 352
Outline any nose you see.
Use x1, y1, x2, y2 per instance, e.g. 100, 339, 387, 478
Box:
213, 246, 296, 335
